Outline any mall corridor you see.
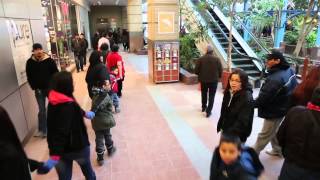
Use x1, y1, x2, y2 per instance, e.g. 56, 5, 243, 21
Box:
24, 52, 283, 180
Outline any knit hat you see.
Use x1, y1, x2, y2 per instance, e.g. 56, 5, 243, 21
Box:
207, 44, 213, 54
32, 43, 42, 51
311, 86, 320, 106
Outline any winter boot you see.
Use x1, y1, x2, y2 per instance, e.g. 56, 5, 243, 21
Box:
97, 152, 105, 166
107, 146, 117, 157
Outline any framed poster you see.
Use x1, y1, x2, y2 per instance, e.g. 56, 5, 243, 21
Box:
6, 19, 34, 86
158, 12, 175, 34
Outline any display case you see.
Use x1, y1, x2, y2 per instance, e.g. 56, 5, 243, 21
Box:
149, 41, 179, 83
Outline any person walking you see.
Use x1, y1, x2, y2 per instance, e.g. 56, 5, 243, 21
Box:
37, 71, 96, 180
277, 86, 320, 180
100, 43, 109, 64
253, 50, 297, 157
195, 44, 223, 117
92, 31, 100, 50
217, 69, 254, 143
86, 51, 110, 99
122, 29, 129, 51
98, 32, 110, 51
0, 106, 43, 180
80, 33, 89, 66
106, 44, 125, 97
71, 33, 86, 72
26, 43, 59, 138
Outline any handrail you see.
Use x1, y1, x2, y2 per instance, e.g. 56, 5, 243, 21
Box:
234, 15, 270, 54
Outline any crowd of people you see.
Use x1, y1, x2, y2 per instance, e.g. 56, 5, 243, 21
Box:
196, 45, 320, 179
92, 29, 129, 52
1, 39, 320, 180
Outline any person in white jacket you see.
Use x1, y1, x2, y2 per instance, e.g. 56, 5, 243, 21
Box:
98, 32, 110, 51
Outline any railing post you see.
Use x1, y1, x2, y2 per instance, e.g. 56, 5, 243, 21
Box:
274, 0, 288, 49
302, 57, 309, 81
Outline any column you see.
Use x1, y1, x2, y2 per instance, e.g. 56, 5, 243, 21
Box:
127, 0, 143, 52
316, 12, 320, 47
243, 0, 251, 42
274, 0, 288, 49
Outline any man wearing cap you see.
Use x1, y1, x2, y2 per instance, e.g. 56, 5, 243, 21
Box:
26, 43, 59, 138
253, 50, 297, 157
195, 44, 223, 118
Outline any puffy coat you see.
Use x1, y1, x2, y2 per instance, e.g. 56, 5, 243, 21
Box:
277, 105, 320, 171
217, 86, 254, 142
254, 67, 297, 119
47, 90, 90, 156
91, 89, 116, 131
210, 146, 264, 180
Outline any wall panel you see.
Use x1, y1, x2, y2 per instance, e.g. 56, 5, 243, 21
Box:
30, 19, 47, 51
2, 0, 29, 18
27, 0, 43, 19
19, 83, 37, 132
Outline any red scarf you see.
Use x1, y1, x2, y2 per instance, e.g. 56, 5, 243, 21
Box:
307, 102, 320, 112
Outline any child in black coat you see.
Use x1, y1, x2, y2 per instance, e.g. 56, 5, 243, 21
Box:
210, 134, 264, 180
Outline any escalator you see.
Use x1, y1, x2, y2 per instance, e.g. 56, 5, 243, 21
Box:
186, 0, 265, 82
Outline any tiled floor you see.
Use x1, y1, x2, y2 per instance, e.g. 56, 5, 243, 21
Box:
25, 52, 283, 180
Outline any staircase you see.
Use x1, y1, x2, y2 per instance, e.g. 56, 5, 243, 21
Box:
187, 0, 263, 83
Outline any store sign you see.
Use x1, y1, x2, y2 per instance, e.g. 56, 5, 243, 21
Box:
158, 12, 175, 34
6, 20, 33, 86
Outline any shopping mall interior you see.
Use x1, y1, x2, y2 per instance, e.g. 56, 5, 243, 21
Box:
0, 0, 320, 180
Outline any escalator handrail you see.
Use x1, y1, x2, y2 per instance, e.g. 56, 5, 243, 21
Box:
233, 15, 270, 54
204, 10, 265, 68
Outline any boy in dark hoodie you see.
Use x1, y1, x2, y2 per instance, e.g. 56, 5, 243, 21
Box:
210, 133, 264, 180
91, 80, 117, 166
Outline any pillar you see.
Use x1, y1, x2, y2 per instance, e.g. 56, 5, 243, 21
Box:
274, 0, 288, 48
316, 12, 320, 47
127, 0, 143, 52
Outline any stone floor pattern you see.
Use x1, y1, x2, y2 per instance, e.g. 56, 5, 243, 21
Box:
25, 52, 283, 180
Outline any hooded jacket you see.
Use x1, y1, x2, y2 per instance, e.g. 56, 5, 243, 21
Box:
277, 103, 320, 171
91, 89, 116, 131
106, 52, 125, 78
26, 53, 59, 90
254, 66, 298, 119
86, 51, 110, 87
217, 85, 254, 142
210, 146, 264, 180
47, 90, 90, 156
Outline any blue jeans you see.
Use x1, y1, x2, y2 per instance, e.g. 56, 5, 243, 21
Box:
279, 160, 320, 180
35, 89, 47, 134
55, 146, 96, 180
111, 92, 119, 108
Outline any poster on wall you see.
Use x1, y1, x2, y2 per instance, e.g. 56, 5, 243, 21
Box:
158, 12, 175, 34
6, 19, 34, 86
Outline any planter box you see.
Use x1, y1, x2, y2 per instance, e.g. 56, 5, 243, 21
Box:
283, 43, 308, 57
179, 67, 198, 85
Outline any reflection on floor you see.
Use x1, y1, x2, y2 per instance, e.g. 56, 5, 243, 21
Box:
25, 52, 282, 180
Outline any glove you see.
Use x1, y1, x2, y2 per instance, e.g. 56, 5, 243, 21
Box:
85, 111, 95, 119
37, 157, 59, 174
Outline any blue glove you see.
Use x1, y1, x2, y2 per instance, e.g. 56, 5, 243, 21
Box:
37, 158, 59, 174
85, 111, 95, 119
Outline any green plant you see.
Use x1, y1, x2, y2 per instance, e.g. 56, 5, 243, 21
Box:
179, 34, 201, 73
284, 30, 299, 45
306, 30, 317, 48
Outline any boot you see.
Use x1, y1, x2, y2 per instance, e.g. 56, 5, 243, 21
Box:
107, 146, 117, 157
97, 152, 104, 166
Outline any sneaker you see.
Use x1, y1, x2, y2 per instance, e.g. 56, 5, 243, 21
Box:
107, 147, 117, 157
115, 107, 121, 113
202, 107, 206, 112
206, 112, 212, 118
265, 150, 283, 158
97, 152, 104, 166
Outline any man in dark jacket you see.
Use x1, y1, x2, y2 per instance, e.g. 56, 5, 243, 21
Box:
80, 33, 89, 66
253, 50, 297, 157
195, 45, 223, 117
71, 33, 86, 72
277, 86, 320, 179
26, 43, 59, 137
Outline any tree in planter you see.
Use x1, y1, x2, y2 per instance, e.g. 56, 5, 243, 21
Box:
293, 0, 320, 57
180, 34, 201, 73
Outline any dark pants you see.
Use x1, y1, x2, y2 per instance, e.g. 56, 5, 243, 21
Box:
55, 146, 96, 180
75, 54, 84, 72
83, 51, 87, 65
201, 82, 218, 113
94, 129, 114, 153
117, 78, 124, 97
35, 89, 48, 134
279, 160, 320, 180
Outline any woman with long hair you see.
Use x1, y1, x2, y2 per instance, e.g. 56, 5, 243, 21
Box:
0, 106, 43, 180
217, 69, 254, 143
291, 66, 320, 106
37, 71, 96, 180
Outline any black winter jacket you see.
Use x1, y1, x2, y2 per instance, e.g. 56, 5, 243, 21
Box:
26, 54, 59, 90
86, 63, 109, 87
210, 147, 264, 180
277, 106, 320, 171
195, 54, 223, 83
217, 87, 254, 142
47, 91, 90, 156
254, 67, 297, 119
